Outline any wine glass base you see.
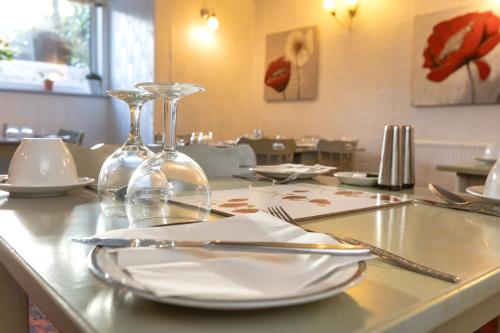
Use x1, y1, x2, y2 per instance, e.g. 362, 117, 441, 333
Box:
129, 215, 208, 228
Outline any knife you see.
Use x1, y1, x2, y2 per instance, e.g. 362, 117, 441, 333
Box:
415, 199, 500, 217
71, 237, 371, 256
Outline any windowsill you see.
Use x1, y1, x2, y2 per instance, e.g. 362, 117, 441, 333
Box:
0, 88, 108, 99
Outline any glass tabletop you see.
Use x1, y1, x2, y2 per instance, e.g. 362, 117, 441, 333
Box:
0, 177, 499, 333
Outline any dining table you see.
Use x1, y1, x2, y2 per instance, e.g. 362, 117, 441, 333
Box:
0, 176, 499, 333
436, 163, 491, 192
293, 146, 366, 165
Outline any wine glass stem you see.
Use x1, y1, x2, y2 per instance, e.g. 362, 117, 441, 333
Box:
163, 98, 178, 151
126, 103, 143, 146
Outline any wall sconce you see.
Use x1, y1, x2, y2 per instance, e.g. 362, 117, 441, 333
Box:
200, 8, 219, 32
323, 0, 359, 30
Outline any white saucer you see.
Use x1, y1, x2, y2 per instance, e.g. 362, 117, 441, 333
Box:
334, 172, 378, 187
466, 185, 500, 205
0, 176, 94, 197
474, 156, 498, 165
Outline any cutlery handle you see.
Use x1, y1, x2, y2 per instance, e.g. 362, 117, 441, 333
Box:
208, 241, 370, 256
414, 199, 500, 217
329, 235, 460, 283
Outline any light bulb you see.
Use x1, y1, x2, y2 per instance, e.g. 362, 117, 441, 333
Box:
207, 15, 219, 32
323, 0, 336, 12
346, 0, 358, 9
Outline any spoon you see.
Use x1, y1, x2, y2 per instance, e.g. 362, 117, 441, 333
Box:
428, 184, 479, 206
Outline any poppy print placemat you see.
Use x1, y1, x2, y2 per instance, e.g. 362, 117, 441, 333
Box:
210, 183, 411, 220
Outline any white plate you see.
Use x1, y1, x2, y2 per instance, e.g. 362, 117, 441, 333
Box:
0, 176, 94, 197
251, 164, 335, 180
334, 172, 378, 187
474, 156, 497, 165
89, 246, 366, 310
466, 186, 500, 205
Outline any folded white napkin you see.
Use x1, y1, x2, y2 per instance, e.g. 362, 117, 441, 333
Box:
96, 212, 370, 300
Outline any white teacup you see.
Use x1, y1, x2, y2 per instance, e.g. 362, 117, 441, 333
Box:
8, 138, 78, 186
483, 142, 500, 159
484, 158, 500, 199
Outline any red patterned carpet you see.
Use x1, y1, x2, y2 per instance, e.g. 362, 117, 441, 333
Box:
29, 300, 58, 333
27, 297, 497, 333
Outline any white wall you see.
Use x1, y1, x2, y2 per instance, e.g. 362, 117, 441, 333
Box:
107, 0, 155, 144
152, 0, 500, 176
251, 0, 500, 172
154, 0, 256, 139
0, 91, 108, 147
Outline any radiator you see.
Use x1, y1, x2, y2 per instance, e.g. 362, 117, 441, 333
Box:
414, 140, 487, 188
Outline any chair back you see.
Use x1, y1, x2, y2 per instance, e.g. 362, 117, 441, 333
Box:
177, 134, 192, 145
177, 144, 256, 178
316, 139, 358, 171
66, 143, 116, 181
69, 143, 257, 179
153, 132, 164, 144
58, 129, 85, 145
90, 143, 121, 157
237, 137, 296, 165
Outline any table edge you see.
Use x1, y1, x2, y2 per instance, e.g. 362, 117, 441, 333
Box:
0, 236, 96, 333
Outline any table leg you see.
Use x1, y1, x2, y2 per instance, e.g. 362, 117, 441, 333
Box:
0, 263, 28, 332
455, 174, 468, 193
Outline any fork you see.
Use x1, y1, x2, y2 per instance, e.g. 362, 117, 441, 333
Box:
236, 172, 300, 185
267, 206, 460, 283
271, 172, 300, 185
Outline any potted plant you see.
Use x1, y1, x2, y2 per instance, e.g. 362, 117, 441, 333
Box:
0, 37, 13, 61
39, 72, 62, 92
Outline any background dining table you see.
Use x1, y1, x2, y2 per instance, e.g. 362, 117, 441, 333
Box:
0, 176, 499, 333
293, 146, 366, 165
436, 163, 491, 192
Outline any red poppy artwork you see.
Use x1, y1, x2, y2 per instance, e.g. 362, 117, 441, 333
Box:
264, 56, 291, 94
264, 26, 318, 101
413, 8, 500, 105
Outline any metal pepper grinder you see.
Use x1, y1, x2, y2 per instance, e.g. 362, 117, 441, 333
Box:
378, 125, 403, 191
401, 125, 415, 189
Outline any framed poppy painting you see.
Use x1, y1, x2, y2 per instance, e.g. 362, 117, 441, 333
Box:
412, 6, 500, 106
264, 26, 318, 101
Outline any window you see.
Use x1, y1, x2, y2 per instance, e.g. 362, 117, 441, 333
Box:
0, 0, 103, 94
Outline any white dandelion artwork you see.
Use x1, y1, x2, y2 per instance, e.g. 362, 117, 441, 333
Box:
264, 26, 318, 101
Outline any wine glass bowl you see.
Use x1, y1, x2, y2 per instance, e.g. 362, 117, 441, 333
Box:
98, 90, 157, 216
126, 150, 211, 227
126, 82, 211, 227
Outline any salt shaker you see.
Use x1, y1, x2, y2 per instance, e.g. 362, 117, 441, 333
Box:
378, 125, 403, 191
401, 125, 415, 189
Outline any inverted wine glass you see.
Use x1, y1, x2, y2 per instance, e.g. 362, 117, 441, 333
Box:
98, 90, 157, 216
126, 82, 210, 227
